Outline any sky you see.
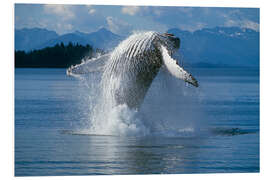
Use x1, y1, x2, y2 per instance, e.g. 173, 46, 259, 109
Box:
15, 4, 260, 35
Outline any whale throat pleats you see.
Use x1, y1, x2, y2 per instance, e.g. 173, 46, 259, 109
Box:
67, 31, 198, 108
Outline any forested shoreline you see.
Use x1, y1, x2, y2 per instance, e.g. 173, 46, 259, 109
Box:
14, 41, 258, 69
15, 42, 104, 68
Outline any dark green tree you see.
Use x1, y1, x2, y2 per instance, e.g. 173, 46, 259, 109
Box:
15, 42, 100, 68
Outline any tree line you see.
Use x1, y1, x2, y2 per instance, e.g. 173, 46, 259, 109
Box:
15, 42, 105, 68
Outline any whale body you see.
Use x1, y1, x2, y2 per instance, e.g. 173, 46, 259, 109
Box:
67, 31, 198, 109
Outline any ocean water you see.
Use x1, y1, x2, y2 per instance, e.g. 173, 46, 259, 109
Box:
15, 67, 259, 176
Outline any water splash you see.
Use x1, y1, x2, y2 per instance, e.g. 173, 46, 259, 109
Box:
70, 32, 202, 137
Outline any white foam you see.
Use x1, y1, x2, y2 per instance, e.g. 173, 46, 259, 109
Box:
71, 32, 203, 137
88, 104, 150, 136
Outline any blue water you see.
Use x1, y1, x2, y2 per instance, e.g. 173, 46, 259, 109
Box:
15, 68, 259, 176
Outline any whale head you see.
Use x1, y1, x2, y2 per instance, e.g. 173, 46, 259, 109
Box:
156, 33, 199, 88
163, 33, 180, 50
155, 33, 180, 55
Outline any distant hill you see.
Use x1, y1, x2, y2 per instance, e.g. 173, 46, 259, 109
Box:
15, 28, 59, 51
167, 27, 259, 67
37, 33, 89, 50
78, 28, 123, 50
15, 26, 259, 67
15, 27, 123, 52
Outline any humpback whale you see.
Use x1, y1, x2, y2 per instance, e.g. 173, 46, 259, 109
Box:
67, 31, 198, 109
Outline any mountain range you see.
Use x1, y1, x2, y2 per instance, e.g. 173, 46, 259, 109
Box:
15, 27, 259, 67
15, 28, 58, 51
168, 27, 259, 67
15, 27, 123, 52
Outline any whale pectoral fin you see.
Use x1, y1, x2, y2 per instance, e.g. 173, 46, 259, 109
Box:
161, 46, 199, 87
67, 53, 111, 76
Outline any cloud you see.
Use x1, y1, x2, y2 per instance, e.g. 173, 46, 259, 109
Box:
178, 22, 207, 32
15, 4, 259, 35
177, 7, 193, 14
15, 16, 46, 29
85, 5, 96, 15
121, 6, 140, 16
219, 8, 259, 31
106, 16, 132, 35
57, 23, 73, 31
43, 4, 75, 20
241, 20, 259, 31
225, 19, 259, 32
88, 8, 96, 14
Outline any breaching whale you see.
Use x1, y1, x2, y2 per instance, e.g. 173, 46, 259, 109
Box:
67, 31, 198, 109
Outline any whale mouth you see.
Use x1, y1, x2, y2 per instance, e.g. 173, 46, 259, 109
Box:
163, 33, 180, 50
164, 33, 174, 37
